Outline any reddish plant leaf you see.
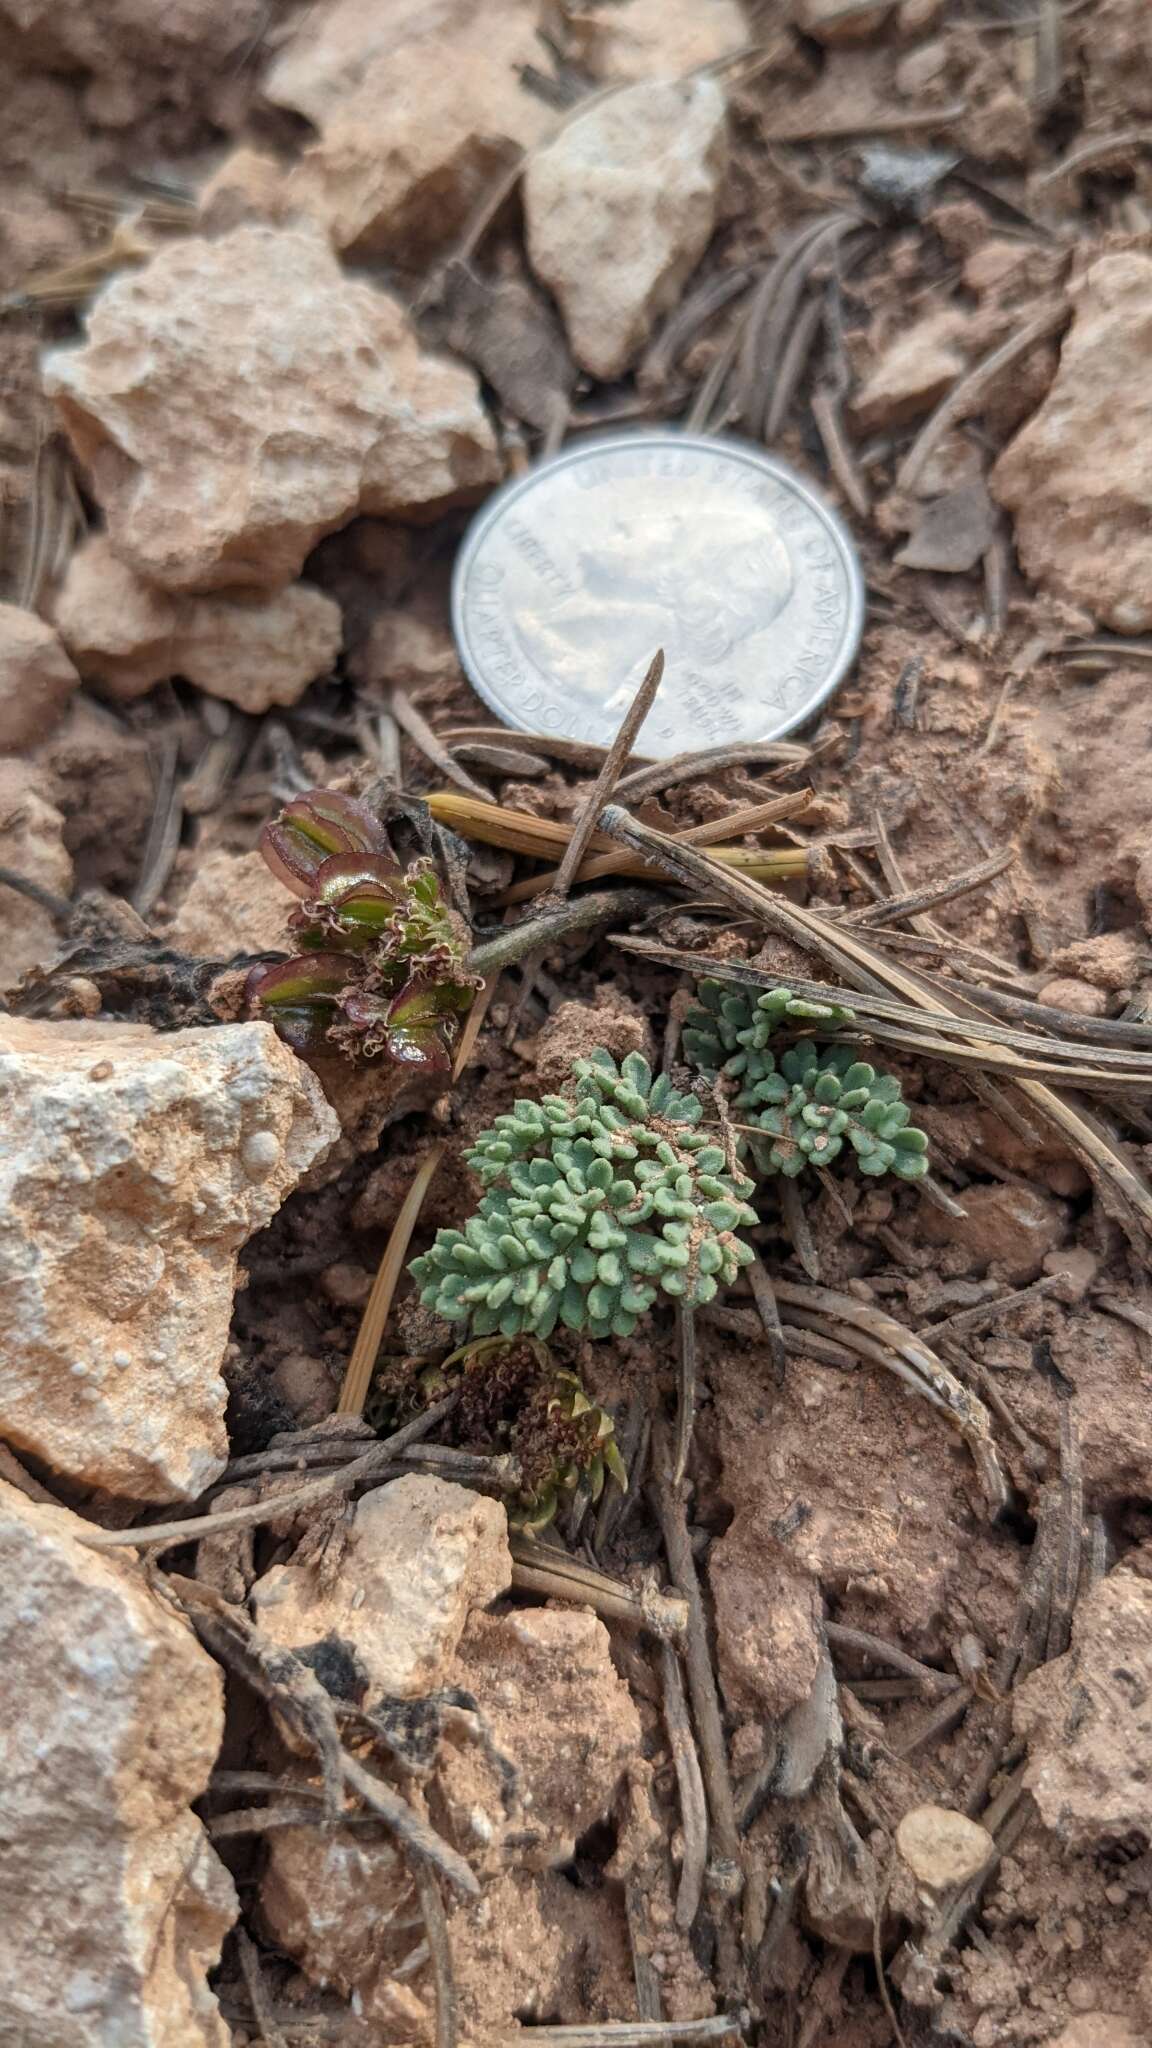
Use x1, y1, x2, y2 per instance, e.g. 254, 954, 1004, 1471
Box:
247, 951, 356, 1055
310, 853, 407, 934
260, 790, 392, 898
389, 972, 479, 1023
247, 951, 351, 1007
379, 972, 477, 1072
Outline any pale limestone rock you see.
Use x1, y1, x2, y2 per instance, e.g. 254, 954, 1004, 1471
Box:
992, 255, 1152, 631
851, 312, 966, 434
0, 759, 72, 989
1015, 1568, 1152, 1849
197, 147, 298, 233
166, 847, 288, 957
45, 227, 501, 594
525, 78, 728, 380
533, 993, 654, 1092
708, 1468, 822, 1722
29, 696, 154, 899
298, 1058, 448, 1191
251, 1475, 510, 1698
918, 1181, 1068, 1283
1036, 976, 1109, 1018
894, 37, 949, 96
792, 0, 894, 42
0, 1481, 235, 2047
0, 601, 80, 750
896, 1804, 993, 1890
444, 1605, 642, 1869
0, 1017, 339, 1501
260, 1603, 641, 2019
363, 609, 462, 702
55, 535, 342, 708
1041, 1244, 1101, 1305
261, 1826, 416, 1998
170, 584, 342, 712
1048, 2022, 1144, 2048
265, 0, 536, 126
282, 4, 552, 263
568, 0, 748, 82
52, 535, 172, 698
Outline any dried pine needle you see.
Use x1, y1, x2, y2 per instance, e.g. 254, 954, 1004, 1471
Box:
426, 791, 808, 893
497, 792, 816, 905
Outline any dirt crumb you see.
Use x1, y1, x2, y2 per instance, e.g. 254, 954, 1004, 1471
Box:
533, 991, 656, 1089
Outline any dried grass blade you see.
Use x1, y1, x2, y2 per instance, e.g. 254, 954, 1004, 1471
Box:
340, 1752, 479, 1897
437, 727, 631, 771
79, 1398, 458, 1551
846, 848, 1014, 928
415, 1865, 458, 2048
614, 738, 811, 804
132, 730, 183, 919
508, 1538, 688, 1641
553, 650, 666, 896
700, 891, 1152, 1234
495, 2024, 743, 2046
673, 1299, 698, 1486
236, 1926, 289, 2048
338, 1145, 446, 1416
452, 974, 498, 1081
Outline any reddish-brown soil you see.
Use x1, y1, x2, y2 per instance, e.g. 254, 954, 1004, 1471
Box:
5, 3, 1152, 2044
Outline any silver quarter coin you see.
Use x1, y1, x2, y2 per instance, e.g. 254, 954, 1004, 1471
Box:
451, 430, 865, 759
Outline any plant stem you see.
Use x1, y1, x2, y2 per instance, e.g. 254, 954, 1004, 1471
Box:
467, 888, 658, 976
672, 1300, 698, 1485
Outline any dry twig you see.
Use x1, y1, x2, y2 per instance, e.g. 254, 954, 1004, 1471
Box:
661, 1642, 709, 1932
415, 1866, 458, 2048
78, 1399, 458, 1551
236, 1927, 289, 2048
897, 300, 1070, 492
509, 1538, 688, 1641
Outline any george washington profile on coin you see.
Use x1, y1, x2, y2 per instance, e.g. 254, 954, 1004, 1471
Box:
512, 506, 795, 721
452, 432, 864, 755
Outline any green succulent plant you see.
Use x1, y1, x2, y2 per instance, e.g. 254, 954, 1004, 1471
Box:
738, 1042, 930, 1180
683, 979, 929, 1182
682, 979, 857, 1085
409, 1049, 757, 1341
246, 787, 479, 1071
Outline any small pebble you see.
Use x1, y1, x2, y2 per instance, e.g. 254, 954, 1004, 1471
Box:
896, 1803, 994, 1889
